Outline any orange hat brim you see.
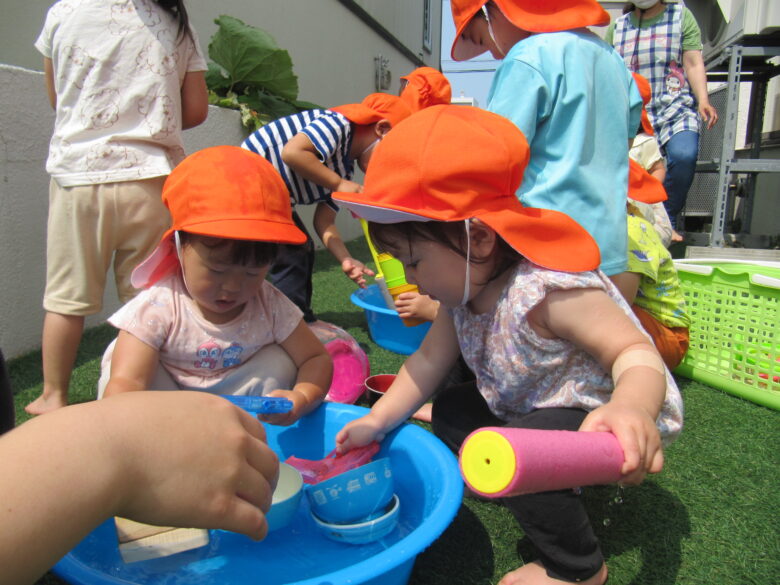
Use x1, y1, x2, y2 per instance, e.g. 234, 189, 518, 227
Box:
450, 0, 610, 62
628, 158, 667, 204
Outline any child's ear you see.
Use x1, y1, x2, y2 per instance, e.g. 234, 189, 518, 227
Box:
375, 119, 392, 137
469, 219, 497, 258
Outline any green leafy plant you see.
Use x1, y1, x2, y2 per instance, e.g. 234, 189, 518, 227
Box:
205, 15, 321, 133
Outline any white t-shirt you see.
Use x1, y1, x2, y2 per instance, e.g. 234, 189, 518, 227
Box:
35, 0, 207, 186
108, 273, 303, 389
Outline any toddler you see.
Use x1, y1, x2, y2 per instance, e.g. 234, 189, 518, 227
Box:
99, 146, 332, 426
28, 0, 209, 414
334, 106, 682, 585
399, 66, 452, 112
449, 0, 643, 277
241, 93, 411, 321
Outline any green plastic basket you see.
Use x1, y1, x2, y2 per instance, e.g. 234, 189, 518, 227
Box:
673, 259, 780, 410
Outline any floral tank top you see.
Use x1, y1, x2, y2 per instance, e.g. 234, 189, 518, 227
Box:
450, 261, 683, 444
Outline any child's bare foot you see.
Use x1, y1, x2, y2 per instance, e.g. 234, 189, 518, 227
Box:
498, 561, 607, 585
25, 392, 68, 415
671, 230, 684, 243
412, 402, 432, 422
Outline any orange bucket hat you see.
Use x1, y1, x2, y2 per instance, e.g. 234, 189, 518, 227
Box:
450, 0, 611, 61
632, 72, 655, 136
628, 158, 667, 205
332, 105, 599, 273
330, 93, 412, 128
131, 145, 306, 289
399, 67, 452, 112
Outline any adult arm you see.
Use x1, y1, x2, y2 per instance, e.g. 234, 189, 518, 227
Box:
0, 391, 278, 585
682, 50, 718, 130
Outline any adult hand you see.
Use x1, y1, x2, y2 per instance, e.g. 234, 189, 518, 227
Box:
107, 391, 279, 540
699, 102, 718, 130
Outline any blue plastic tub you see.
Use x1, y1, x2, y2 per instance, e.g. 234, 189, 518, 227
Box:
53, 402, 463, 585
350, 284, 431, 355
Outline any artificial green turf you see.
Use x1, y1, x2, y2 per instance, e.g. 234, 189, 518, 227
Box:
10, 238, 780, 585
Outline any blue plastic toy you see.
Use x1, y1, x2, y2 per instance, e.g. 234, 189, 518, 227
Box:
222, 395, 293, 414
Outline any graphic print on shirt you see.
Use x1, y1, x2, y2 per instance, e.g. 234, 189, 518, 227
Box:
665, 61, 686, 98
221, 343, 244, 368
195, 339, 222, 369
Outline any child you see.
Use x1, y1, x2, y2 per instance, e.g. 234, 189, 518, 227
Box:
334, 106, 682, 585
613, 168, 691, 370
630, 72, 679, 246
27, 0, 209, 415
449, 0, 643, 278
241, 93, 412, 322
399, 66, 452, 112
99, 146, 332, 426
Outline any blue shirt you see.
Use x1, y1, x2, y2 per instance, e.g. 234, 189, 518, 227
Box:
241, 110, 354, 210
487, 30, 642, 276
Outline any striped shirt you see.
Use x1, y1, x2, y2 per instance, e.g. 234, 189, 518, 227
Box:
241, 110, 354, 210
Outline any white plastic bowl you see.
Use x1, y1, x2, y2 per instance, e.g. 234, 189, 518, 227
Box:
311, 494, 400, 545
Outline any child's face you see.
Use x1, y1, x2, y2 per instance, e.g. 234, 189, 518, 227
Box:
392, 238, 473, 309
461, 9, 501, 59
181, 237, 269, 324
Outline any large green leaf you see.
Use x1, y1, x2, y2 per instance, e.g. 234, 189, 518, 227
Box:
208, 15, 298, 101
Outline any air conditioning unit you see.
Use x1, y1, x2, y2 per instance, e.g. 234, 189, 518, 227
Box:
685, 0, 780, 59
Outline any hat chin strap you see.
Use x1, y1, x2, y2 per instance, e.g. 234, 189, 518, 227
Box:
461, 219, 471, 306
483, 6, 506, 58
174, 231, 192, 297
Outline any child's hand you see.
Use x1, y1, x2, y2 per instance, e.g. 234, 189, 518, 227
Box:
341, 257, 375, 288
394, 292, 439, 322
579, 401, 664, 485
335, 414, 387, 454
335, 179, 363, 194
259, 389, 310, 426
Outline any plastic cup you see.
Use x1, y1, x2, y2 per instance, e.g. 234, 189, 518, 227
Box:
364, 374, 396, 406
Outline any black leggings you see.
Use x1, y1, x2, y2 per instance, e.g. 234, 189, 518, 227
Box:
432, 382, 604, 582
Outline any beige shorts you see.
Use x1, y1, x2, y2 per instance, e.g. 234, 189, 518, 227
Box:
43, 177, 170, 315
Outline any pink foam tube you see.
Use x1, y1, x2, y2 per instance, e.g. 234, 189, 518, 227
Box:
459, 427, 625, 497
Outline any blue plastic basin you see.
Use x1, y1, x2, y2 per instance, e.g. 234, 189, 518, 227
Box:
350, 285, 431, 355
53, 402, 463, 585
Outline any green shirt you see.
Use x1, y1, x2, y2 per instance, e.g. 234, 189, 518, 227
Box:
605, 5, 702, 51
627, 213, 690, 329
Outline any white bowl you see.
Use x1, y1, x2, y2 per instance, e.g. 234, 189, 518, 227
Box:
311, 494, 400, 545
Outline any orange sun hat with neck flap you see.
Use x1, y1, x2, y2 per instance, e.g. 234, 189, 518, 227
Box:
632, 72, 655, 136
450, 0, 611, 61
400, 67, 453, 112
131, 145, 306, 289
332, 105, 600, 273
330, 93, 412, 128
